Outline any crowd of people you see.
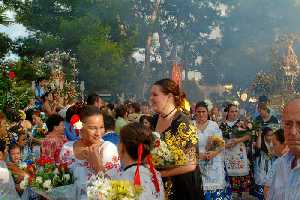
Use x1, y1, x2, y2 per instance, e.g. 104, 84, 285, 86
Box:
0, 78, 299, 200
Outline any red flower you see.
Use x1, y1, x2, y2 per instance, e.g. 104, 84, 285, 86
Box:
154, 140, 160, 148
58, 162, 69, 172
8, 71, 16, 80
29, 175, 35, 184
27, 164, 36, 174
37, 156, 53, 166
70, 114, 80, 126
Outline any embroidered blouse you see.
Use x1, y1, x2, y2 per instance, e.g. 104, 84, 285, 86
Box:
60, 140, 121, 199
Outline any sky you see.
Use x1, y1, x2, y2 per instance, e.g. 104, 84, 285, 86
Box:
0, 10, 31, 59
0, 10, 30, 39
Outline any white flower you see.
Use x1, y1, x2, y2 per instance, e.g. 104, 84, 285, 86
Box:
152, 132, 160, 139
20, 180, 27, 190
53, 168, 59, 175
18, 162, 27, 169
43, 180, 52, 190
247, 123, 253, 129
73, 121, 83, 130
20, 175, 29, 190
63, 174, 70, 181
54, 175, 59, 180
87, 174, 110, 199
36, 176, 43, 184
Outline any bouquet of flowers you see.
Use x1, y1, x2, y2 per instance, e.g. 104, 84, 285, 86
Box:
33, 123, 48, 139
150, 132, 175, 169
205, 135, 225, 152
21, 156, 75, 200
220, 119, 260, 139
87, 174, 143, 200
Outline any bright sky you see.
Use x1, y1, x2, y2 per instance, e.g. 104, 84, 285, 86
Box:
0, 10, 31, 40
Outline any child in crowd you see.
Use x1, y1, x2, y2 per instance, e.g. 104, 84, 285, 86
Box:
0, 139, 20, 199
253, 127, 276, 199
102, 114, 120, 146
7, 144, 29, 194
118, 123, 164, 200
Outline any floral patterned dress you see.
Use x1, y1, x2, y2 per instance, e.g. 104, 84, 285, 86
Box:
60, 140, 120, 200
40, 134, 67, 163
152, 112, 204, 200
220, 120, 251, 194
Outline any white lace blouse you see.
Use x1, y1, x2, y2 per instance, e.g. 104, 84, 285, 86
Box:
59, 140, 121, 199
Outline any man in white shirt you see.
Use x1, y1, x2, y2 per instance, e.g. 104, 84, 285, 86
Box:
269, 99, 300, 200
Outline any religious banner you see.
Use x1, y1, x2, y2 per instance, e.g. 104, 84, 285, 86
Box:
171, 63, 182, 87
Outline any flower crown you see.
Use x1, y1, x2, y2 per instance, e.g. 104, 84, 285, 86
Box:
70, 114, 83, 130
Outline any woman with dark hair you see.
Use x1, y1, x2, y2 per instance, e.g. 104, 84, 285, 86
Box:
255, 103, 278, 127
128, 102, 143, 123
139, 115, 153, 130
35, 77, 46, 98
150, 78, 204, 200
42, 92, 57, 116
253, 127, 275, 199
41, 114, 67, 163
219, 104, 251, 199
64, 103, 83, 141
118, 123, 164, 199
60, 105, 120, 199
194, 101, 231, 199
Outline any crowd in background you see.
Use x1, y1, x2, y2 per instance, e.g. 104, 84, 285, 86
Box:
0, 78, 299, 200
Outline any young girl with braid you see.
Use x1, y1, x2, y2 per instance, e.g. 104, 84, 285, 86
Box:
118, 123, 165, 200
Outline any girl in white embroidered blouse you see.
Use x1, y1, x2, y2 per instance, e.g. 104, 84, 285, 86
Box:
60, 105, 120, 199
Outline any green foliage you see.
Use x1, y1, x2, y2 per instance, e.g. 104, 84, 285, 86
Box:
0, 33, 12, 58
0, 61, 34, 121
7, 0, 139, 94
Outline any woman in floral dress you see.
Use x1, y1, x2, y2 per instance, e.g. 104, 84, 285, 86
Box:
40, 114, 67, 163
150, 79, 203, 200
60, 105, 120, 199
219, 104, 251, 199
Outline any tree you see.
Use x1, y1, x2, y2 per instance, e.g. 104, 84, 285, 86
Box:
0, 5, 12, 58
5, 0, 139, 94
